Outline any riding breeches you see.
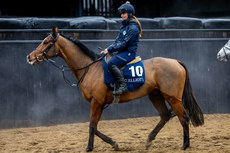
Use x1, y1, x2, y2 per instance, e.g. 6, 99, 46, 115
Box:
107, 51, 136, 68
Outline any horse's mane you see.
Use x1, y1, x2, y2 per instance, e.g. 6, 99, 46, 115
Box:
60, 34, 100, 60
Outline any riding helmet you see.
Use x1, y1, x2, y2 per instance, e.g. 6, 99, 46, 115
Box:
118, 1, 135, 15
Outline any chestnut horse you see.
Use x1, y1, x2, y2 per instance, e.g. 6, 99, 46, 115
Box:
26, 27, 204, 152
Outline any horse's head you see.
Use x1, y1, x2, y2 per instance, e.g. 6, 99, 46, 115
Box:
217, 40, 230, 62
27, 26, 60, 65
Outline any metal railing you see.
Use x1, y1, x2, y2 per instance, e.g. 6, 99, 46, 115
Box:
82, 0, 113, 17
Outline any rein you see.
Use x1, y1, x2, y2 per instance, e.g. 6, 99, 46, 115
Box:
34, 33, 104, 87
47, 55, 104, 87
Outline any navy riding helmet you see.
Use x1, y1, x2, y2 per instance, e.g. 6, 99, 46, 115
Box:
118, 1, 135, 15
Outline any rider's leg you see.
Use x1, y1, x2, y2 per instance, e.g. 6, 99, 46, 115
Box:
107, 51, 135, 95
108, 63, 128, 95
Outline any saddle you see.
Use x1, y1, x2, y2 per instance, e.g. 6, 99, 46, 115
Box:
103, 54, 145, 104
104, 53, 142, 65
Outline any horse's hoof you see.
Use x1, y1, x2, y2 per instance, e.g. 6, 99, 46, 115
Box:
181, 143, 190, 150
113, 142, 119, 151
146, 142, 152, 150
85, 147, 93, 152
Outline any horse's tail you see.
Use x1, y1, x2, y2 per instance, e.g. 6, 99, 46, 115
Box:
178, 61, 204, 127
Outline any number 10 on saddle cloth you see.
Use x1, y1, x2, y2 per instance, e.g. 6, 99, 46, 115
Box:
103, 54, 145, 91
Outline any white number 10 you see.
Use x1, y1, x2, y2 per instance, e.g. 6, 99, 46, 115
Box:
129, 66, 143, 77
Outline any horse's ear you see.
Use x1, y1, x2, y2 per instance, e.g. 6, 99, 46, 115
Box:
52, 26, 59, 37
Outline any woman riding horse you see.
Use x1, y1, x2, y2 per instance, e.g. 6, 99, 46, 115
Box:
101, 1, 142, 95
26, 2, 204, 151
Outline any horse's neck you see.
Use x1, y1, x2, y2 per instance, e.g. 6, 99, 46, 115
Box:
57, 36, 92, 80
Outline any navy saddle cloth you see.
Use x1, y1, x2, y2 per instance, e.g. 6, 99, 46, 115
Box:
103, 55, 145, 91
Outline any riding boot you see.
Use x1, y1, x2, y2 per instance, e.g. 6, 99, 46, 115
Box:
108, 64, 128, 95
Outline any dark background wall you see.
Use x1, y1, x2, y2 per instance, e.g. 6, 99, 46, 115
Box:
0, 0, 82, 17
113, 0, 230, 18
1, 0, 230, 18
0, 27, 230, 128
0, 0, 230, 128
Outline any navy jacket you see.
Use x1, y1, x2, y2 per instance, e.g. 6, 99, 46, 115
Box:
107, 18, 140, 54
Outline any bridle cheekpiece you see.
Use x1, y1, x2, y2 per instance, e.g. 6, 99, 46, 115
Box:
34, 33, 60, 62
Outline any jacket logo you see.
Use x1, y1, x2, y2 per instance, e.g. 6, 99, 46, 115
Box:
123, 31, 126, 35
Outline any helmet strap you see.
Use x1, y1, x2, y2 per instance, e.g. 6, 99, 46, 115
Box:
128, 13, 132, 18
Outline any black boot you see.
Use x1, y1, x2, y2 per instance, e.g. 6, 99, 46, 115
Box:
108, 64, 128, 95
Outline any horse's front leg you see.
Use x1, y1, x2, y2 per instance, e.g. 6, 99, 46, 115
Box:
85, 99, 118, 152
86, 124, 95, 152
85, 99, 101, 152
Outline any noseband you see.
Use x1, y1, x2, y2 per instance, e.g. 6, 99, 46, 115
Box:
34, 33, 60, 62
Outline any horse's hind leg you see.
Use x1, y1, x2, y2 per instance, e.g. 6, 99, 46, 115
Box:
165, 96, 190, 150
146, 90, 172, 149
95, 130, 119, 150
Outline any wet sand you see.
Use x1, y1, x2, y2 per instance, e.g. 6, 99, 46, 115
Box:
0, 114, 229, 153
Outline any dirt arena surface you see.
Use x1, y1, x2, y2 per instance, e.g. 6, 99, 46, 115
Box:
0, 114, 229, 153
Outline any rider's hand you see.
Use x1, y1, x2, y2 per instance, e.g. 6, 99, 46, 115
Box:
101, 49, 108, 54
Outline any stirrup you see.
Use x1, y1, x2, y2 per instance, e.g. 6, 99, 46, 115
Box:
112, 94, 120, 104
113, 85, 128, 95
113, 89, 128, 95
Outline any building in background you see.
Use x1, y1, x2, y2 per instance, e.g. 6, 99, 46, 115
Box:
0, 0, 230, 18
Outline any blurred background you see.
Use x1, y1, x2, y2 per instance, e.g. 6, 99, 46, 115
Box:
0, 0, 230, 18
0, 0, 230, 128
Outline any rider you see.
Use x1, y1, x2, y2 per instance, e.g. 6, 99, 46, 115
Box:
101, 1, 142, 95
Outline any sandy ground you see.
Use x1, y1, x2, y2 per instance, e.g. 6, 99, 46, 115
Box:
0, 114, 229, 153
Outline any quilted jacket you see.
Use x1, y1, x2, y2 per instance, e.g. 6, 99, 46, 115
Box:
107, 18, 140, 54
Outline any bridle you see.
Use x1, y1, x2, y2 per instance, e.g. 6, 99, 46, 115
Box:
32, 33, 104, 87
34, 33, 60, 62
222, 42, 230, 61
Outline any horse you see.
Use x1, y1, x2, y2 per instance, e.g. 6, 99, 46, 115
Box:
217, 39, 230, 62
26, 26, 204, 152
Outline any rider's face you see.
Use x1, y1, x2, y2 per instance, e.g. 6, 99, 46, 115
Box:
121, 13, 129, 20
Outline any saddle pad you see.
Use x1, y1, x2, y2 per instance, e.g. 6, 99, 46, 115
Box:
127, 56, 142, 65
103, 57, 145, 91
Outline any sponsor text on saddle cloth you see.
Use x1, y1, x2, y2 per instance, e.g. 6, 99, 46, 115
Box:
103, 54, 145, 91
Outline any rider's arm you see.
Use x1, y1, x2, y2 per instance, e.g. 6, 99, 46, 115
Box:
107, 26, 139, 53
